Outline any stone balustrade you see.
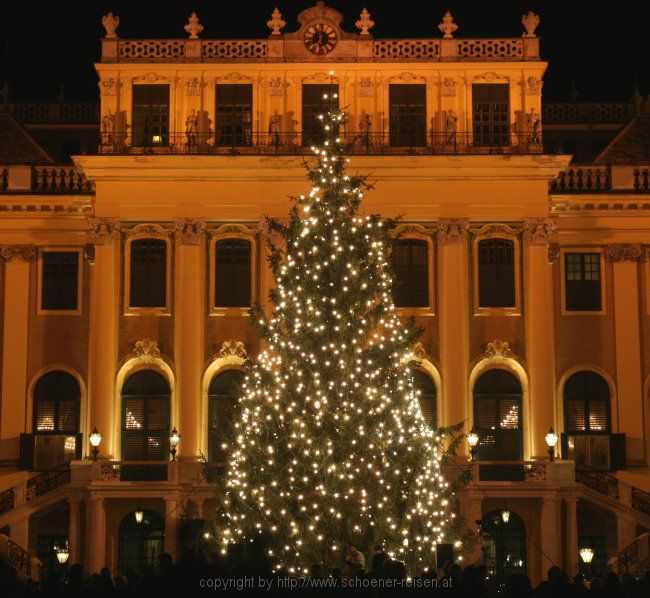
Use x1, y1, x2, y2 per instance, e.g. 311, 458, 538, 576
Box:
0, 165, 94, 195
543, 102, 633, 124
550, 165, 650, 194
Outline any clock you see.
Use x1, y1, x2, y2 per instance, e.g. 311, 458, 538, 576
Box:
303, 23, 338, 55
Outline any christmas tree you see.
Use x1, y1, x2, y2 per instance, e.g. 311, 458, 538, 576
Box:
217, 89, 465, 574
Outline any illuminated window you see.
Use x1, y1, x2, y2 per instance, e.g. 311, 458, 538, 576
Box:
33, 371, 80, 434
208, 370, 245, 463
392, 239, 428, 307
302, 84, 338, 146
40, 251, 79, 311
122, 370, 170, 461
129, 238, 167, 308
132, 84, 169, 146
473, 369, 522, 460
216, 84, 252, 147
565, 253, 601, 311
389, 84, 426, 147
413, 370, 436, 428
478, 239, 515, 308
472, 84, 510, 147
214, 239, 252, 308
564, 371, 610, 433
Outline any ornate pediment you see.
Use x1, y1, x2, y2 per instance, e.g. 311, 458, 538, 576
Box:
218, 340, 248, 360
470, 223, 521, 238
483, 340, 515, 361
474, 72, 509, 83
131, 339, 162, 362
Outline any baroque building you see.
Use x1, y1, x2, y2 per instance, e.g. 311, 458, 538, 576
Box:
1, 2, 650, 586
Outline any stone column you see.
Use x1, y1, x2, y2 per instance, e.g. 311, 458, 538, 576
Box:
88, 219, 121, 459
523, 218, 557, 459
174, 219, 206, 459
565, 497, 579, 577
606, 244, 644, 464
0, 246, 35, 463
540, 494, 559, 573
86, 495, 105, 572
165, 497, 179, 558
438, 219, 470, 439
617, 512, 637, 553
68, 497, 82, 565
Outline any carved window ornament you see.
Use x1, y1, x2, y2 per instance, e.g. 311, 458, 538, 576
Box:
267, 76, 284, 97
130, 338, 162, 363
302, 71, 336, 84
0, 244, 37, 262
523, 218, 556, 245
437, 218, 469, 245
358, 76, 374, 97
185, 76, 201, 97
390, 72, 425, 84
99, 78, 120, 97
175, 218, 206, 246
524, 76, 543, 96
392, 223, 434, 238
474, 72, 510, 83
88, 217, 121, 245
482, 339, 516, 361
125, 223, 171, 239
548, 244, 560, 264
470, 223, 522, 239
440, 77, 457, 97
605, 244, 642, 263
218, 340, 248, 360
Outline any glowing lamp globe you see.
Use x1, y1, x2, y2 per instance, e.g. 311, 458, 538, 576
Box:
580, 547, 594, 564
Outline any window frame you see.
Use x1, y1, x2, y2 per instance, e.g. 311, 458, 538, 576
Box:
37, 248, 83, 316
388, 83, 428, 148
124, 225, 172, 316
412, 369, 437, 429
301, 82, 339, 147
131, 83, 171, 147
472, 229, 521, 316
32, 370, 81, 436
215, 83, 254, 148
562, 370, 611, 435
471, 82, 511, 148
209, 227, 257, 316
207, 368, 245, 464
391, 227, 435, 316
560, 247, 606, 316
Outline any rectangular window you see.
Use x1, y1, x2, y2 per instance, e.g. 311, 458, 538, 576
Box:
472, 84, 510, 147
302, 84, 338, 146
565, 253, 601, 311
129, 238, 167, 309
478, 239, 516, 308
389, 84, 427, 147
216, 84, 253, 147
392, 239, 428, 308
132, 84, 170, 146
41, 251, 79, 311
215, 239, 252, 308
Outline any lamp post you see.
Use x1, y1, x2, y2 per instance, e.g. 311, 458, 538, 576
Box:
55, 541, 70, 565
501, 509, 511, 524
134, 508, 144, 524
89, 427, 102, 461
545, 427, 559, 461
169, 427, 181, 462
580, 547, 594, 579
467, 428, 479, 461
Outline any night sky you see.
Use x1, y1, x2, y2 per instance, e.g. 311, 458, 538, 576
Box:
1, 1, 649, 103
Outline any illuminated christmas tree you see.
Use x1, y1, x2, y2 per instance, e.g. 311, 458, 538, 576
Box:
218, 90, 465, 574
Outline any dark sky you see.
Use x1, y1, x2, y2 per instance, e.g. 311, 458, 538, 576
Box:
1, 1, 649, 103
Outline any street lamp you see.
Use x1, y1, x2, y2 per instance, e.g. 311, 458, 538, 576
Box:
545, 427, 559, 461
579, 547, 594, 564
467, 428, 479, 461
169, 427, 181, 461
55, 542, 70, 565
89, 428, 102, 461
501, 509, 511, 524
134, 509, 144, 524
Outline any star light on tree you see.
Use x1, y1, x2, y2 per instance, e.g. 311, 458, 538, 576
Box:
213, 81, 469, 573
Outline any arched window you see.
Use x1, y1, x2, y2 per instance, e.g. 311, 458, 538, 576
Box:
478, 238, 515, 308
474, 369, 523, 460
482, 509, 526, 586
413, 370, 436, 428
122, 370, 170, 461
33, 371, 80, 435
564, 371, 610, 434
208, 370, 245, 463
118, 510, 165, 574
129, 238, 167, 308
392, 239, 428, 307
215, 239, 251, 308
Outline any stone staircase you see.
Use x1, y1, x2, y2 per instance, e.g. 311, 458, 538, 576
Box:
610, 533, 650, 577
0, 533, 41, 580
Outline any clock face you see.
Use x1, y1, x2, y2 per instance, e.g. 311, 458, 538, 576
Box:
304, 23, 338, 55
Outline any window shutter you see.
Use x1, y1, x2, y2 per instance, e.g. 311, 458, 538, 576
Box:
302, 84, 339, 146
129, 238, 167, 308
565, 253, 601, 311
132, 84, 170, 146
478, 239, 515, 308
215, 239, 251, 308
41, 252, 79, 311
216, 84, 253, 147
392, 240, 428, 307
389, 84, 427, 147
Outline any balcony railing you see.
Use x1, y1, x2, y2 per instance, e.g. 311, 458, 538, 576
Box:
97, 131, 542, 156
0, 488, 15, 515
26, 462, 71, 502
0, 165, 95, 195
99, 461, 169, 482
550, 165, 650, 194
470, 460, 575, 483
542, 102, 633, 125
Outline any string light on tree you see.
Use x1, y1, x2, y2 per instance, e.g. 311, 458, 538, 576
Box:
214, 75, 467, 572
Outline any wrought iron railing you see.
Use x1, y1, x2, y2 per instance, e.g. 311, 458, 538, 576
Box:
616, 533, 650, 574
473, 460, 548, 482
26, 462, 71, 502
575, 464, 620, 500
0, 488, 15, 515
97, 131, 542, 156
5, 536, 32, 578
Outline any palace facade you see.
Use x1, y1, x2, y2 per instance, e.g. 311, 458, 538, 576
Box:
1, 2, 650, 586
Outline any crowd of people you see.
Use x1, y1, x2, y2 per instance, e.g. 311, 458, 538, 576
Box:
1, 542, 650, 597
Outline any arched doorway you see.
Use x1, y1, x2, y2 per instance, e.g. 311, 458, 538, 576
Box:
482, 509, 527, 587
118, 510, 165, 574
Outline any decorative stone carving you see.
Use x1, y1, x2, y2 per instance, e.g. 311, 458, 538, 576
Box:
268, 111, 282, 139
438, 218, 469, 245
184, 12, 204, 39
99, 78, 119, 96
523, 218, 556, 244
355, 8, 374, 35
526, 108, 542, 145
175, 218, 206, 245
483, 340, 515, 360
474, 72, 508, 83
219, 72, 250, 84
185, 76, 201, 97
101, 111, 115, 145
131, 339, 162, 362
102, 13, 120, 39
394, 223, 429, 236
307, 72, 331, 84
411, 342, 428, 360
396, 73, 419, 84
522, 11, 540, 38
219, 340, 248, 360
126, 224, 169, 238
185, 109, 199, 144
524, 76, 542, 96
444, 109, 458, 143
0, 245, 36, 262
438, 11, 458, 38
215, 223, 255, 236
142, 72, 168, 83
358, 76, 374, 97
548, 244, 560, 264
267, 8, 286, 35
605, 244, 643, 262
359, 111, 371, 135
267, 77, 284, 97
471, 223, 521, 238
84, 244, 95, 263
89, 218, 121, 245
440, 77, 457, 97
